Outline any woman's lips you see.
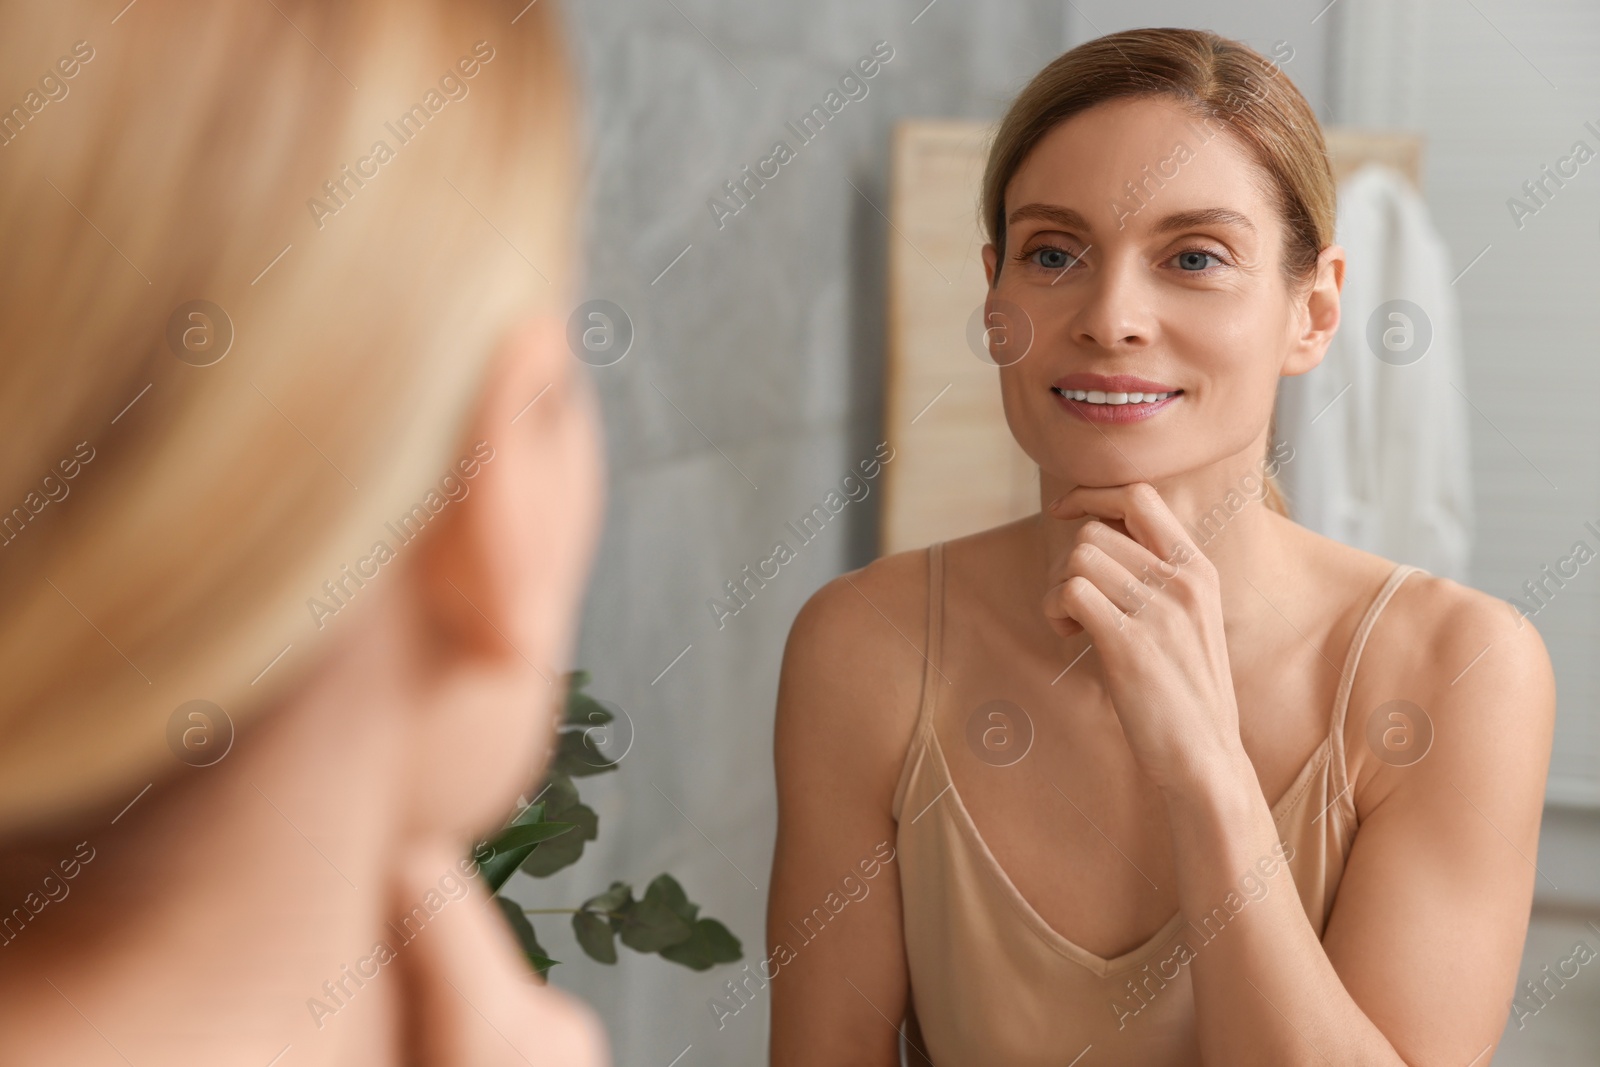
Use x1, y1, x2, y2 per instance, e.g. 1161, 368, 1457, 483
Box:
1052, 373, 1178, 393
1051, 385, 1182, 423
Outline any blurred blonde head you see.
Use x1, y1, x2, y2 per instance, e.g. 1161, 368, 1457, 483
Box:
0, 0, 576, 833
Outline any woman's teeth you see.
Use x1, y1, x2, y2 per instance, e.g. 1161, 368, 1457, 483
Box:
1054, 388, 1179, 405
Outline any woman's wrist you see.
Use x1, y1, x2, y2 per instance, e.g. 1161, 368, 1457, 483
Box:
1158, 742, 1277, 893
1158, 736, 1259, 816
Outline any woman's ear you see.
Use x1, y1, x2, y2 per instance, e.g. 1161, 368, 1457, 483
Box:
399, 313, 606, 838
983, 242, 1000, 287
416, 314, 604, 676
1282, 243, 1346, 377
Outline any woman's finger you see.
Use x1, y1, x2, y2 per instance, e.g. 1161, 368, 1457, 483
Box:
1044, 542, 1145, 640
1047, 483, 1198, 571
1044, 573, 1126, 644
1068, 539, 1152, 615
1068, 519, 1177, 595
396, 840, 610, 1067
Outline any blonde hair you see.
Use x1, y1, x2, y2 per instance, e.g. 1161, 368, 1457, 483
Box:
0, 0, 574, 832
983, 28, 1336, 518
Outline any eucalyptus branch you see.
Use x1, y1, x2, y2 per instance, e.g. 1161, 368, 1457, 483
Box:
480, 669, 745, 977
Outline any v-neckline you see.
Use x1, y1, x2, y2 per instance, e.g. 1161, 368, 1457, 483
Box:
901, 550, 1413, 976
920, 722, 1333, 977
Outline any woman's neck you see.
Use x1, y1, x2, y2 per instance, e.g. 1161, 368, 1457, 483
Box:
0, 625, 408, 1064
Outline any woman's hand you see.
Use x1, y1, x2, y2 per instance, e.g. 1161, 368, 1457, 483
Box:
1042, 482, 1247, 797
399, 840, 610, 1066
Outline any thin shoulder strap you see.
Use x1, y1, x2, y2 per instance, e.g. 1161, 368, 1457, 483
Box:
1330, 562, 1426, 783
891, 542, 946, 820
920, 541, 946, 728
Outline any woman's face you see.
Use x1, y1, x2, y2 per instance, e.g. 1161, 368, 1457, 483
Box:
984, 94, 1326, 490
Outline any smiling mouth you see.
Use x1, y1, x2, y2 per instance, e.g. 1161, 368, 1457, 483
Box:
1051, 387, 1183, 406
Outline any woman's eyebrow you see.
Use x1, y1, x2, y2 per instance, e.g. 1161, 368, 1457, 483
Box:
1007, 202, 1089, 229
1149, 206, 1257, 235
1007, 202, 1256, 235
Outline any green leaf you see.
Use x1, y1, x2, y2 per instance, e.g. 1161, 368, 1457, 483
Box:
659, 918, 743, 971
489, 820, 577, 851
553, 727, 620, 778
537, 770, 581, 818
494, 896, 557, 977
643, 873, 699, 927
519, 802, 597, 878
476, 847, 527, 895
565, 668, 593, 695
475, 803, 540, 892
583, 882, 635, 932
491, 800, 545, 837
477, 805, 575, 893
566, 690, 614, 728
572, 910, 618, 964
619, 891, 694, 953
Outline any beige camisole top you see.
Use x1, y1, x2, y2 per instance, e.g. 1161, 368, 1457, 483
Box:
891, 541, 1423, 1065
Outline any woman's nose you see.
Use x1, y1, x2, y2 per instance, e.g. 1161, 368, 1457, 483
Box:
1066, 254, 1157, 353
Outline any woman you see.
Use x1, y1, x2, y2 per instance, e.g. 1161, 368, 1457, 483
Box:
0, 1, 607, 1063
769, 28, 1554, 1066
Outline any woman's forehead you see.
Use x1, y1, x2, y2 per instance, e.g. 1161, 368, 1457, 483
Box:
1005, 96, 1275, 235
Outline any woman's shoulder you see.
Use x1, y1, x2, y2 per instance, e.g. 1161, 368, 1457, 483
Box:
1256, 522, 1555, 823
776, 544, 943, 811
1348, 558, 1554, 830
785, 517, 1030, 653
1285, 523, 1551, 694
1274, 515, 1542, 676
1280, 526, 1558, 793
787, 543, 932, 654
1365, 557, 1553, 710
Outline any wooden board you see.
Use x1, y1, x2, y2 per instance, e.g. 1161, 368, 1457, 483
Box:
879, 119, 1424, 557
879, 120, 1035, 557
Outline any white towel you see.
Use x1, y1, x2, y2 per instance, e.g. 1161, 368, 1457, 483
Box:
1275, 162, 1473, 582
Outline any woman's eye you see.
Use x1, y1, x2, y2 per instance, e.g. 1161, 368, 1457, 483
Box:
1174, 249, 1223, 271
1033, 246, 1074, 270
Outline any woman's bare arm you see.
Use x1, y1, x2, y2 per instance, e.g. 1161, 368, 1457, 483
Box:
1316, 581, 1553, 1062
1170, 579, 1553, 1065
768, 552, 931, 1066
